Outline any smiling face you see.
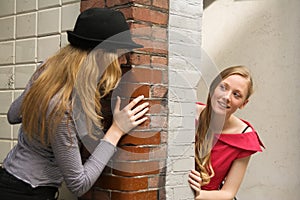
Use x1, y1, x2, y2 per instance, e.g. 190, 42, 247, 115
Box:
211, 74, 250, 117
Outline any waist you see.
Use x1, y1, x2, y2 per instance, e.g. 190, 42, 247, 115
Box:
0, 167, 58, 196
3, 140, 63, 188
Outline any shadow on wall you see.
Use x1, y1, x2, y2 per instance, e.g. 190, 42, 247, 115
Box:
204, 0, 216, 9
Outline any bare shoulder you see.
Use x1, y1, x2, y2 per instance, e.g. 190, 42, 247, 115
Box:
233, 116, 252, 133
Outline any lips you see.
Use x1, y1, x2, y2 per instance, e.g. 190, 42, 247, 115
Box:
218, 101, 230, 109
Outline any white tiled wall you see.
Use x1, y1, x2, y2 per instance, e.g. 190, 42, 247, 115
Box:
0, 0, 80, 165
0, 1, 80, 199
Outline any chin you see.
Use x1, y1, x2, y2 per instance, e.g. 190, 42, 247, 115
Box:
212, 106, 227, 116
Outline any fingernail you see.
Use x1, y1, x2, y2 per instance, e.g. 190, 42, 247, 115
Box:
140, 95, 144, 98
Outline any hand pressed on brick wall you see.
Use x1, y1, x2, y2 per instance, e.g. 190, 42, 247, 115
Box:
104, 95, 149, 146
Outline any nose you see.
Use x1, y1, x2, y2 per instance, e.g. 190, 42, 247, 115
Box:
222, 91, 231, 102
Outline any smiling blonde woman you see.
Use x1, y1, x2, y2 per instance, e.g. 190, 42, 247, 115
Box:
189, 66, 265, 200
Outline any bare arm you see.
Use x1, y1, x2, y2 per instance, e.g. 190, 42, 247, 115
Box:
189, 156, 251, 200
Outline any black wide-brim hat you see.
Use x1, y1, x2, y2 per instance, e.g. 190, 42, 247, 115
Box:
67, 8, 143, 50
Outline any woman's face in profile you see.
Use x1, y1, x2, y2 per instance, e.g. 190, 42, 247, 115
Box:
211, 74, 249, 116
117, 49, 129, 65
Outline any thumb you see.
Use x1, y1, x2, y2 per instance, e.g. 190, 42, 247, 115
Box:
114, 96, 121, 113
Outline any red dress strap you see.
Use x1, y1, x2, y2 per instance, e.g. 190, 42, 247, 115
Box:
196, 102, 206, 106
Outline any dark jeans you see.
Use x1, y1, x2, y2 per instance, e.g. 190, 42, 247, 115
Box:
0, 167, 58, 200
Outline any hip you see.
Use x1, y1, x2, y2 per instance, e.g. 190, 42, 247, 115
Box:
0, 167, 58, 200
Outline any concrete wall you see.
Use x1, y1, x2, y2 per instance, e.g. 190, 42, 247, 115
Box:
200, 0, 300, 199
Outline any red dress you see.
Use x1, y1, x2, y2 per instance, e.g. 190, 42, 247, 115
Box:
196, 103, 265, 190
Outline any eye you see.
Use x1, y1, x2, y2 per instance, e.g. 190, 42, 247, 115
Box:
219, 83, 226, 91
233, 92, 242, 98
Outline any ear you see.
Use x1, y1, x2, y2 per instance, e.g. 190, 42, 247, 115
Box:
239, 99, 249, 110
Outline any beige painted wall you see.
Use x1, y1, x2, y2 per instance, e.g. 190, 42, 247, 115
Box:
200, 0, 300, 199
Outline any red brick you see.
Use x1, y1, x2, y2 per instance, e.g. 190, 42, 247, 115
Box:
118, 67, 164, 84
80, 0, 105, 12
160, 131, 168, 143
96, 175, 148, 191
112, 161, 160, 176
149, 145, 167, 160
119, 131, 161, 146
151, 85, 167, 98
151, 56, 167, 65
131, 84, 151, 98
148, 176, 159, 188
132, 0, 152, 5
153, 0, 169, 10
106, 0, 130, 7
107, 0, 151, 7
119, 7, 133, 19
159, 189, 166, 200
148, 100, 167, 114
162, 70, 168, 84
151, 56, 168, 68
129, 53, 151, 66
134, 38, 168, 54
111, 190, 157, 200
148, 175, 165, 188
121, 7, 168, 25
114, 83, 150, 99
113, 146, 151, 161
135, 8, 168, 25
150, 115, 167, 129
152, 26, 167, 40
129, 23, 152, 38
134, 116, 151, 129
133, 68, 164, 84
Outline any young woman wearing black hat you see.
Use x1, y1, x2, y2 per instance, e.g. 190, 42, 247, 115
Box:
0, 8, 147, 200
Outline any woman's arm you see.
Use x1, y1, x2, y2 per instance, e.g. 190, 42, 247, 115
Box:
189, 156, 251, 200
7, 92, 24, 124
51, 118, 115, 197
7, 66, 41, 124
7, 82, 32, 124
52, 95, 148, 197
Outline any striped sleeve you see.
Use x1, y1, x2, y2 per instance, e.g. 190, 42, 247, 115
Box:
51, 117, 116, 197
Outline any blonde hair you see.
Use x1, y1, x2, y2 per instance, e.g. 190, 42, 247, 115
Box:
21, 45, 121, 145
195, 65, 254, 185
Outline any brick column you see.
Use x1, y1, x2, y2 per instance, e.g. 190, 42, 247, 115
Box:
79, 1, 169, 200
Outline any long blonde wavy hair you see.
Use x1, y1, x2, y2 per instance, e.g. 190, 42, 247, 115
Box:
21, 45, 122, 145
195, 66, 254, 185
